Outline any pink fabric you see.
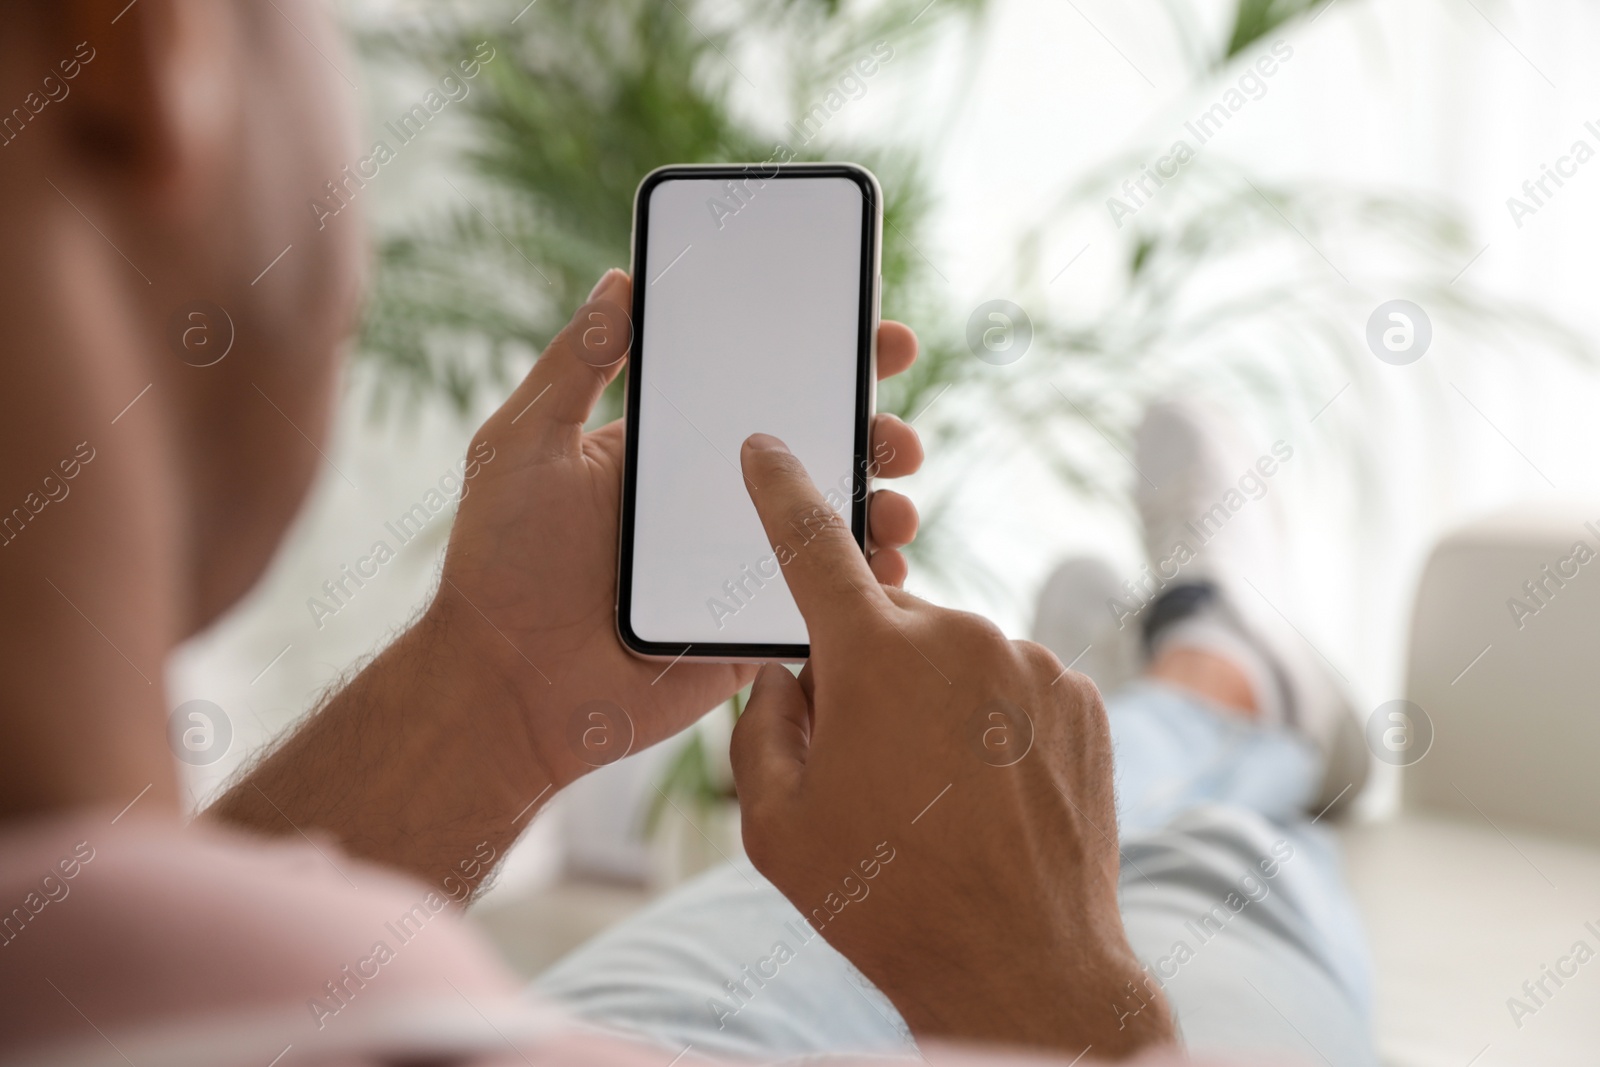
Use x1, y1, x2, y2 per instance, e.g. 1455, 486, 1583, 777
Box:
0, 808, 525, 1064
0, 809, 1207, 1067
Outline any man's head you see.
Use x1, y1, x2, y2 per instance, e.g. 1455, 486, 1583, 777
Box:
0, 0, 364, 814
0, 0, 365, 627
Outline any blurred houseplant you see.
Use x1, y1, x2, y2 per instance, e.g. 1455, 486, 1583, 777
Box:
993, 0, 1588, 518
357, 0, 983, 436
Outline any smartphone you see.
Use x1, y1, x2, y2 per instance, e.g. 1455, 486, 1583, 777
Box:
616, 162, 882, 661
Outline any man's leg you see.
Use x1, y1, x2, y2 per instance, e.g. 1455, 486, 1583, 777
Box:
1119, 806, 1374, 1064
1107, 679, 1322, 835
1104, 682, 1376, 1066
534, 859, 912, 1059
1104, 399, 1375, 1061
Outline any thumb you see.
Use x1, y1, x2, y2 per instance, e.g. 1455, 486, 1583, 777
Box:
731, 663, 809, 817
497, 269, 633, 445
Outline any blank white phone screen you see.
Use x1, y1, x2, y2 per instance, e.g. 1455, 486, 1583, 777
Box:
630, 175, 867, 647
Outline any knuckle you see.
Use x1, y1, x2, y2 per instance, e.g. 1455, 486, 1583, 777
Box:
782, 501, 850, 547
739, 816, 782, 873
1014, 638, 1066, 679
1056, 667, 1108, 722
944, 610, 1011, 654
883, 585, 925, 611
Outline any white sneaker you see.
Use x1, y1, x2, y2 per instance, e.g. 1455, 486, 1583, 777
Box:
1030, 557, 1142, 696
1132, 399, 1369, 818
1133, 399, 1285, 600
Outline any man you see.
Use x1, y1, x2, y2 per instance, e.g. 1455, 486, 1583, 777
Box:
0, 2, 1371, 1064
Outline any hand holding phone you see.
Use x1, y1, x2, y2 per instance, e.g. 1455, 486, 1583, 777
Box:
424, 254, 922, 791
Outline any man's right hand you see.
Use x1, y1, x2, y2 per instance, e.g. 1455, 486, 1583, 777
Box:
730, 434, 1176, 1060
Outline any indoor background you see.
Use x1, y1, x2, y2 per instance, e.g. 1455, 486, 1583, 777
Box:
166, 2, 1600, 1063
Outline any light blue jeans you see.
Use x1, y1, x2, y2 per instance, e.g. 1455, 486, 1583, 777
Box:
536, 681, 1378, 1066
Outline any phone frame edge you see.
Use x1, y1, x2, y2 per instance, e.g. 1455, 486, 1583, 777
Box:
614, 161, 883, 663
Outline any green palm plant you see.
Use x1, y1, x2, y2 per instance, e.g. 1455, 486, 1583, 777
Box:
357, 0, 981, 440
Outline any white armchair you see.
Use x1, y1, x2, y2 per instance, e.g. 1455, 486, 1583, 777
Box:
1342, 503, 1600, 1067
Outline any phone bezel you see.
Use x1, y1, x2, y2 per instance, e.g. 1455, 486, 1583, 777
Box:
615, 162, 882, 662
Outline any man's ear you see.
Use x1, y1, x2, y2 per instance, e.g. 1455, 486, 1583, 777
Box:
54, 0, 236, 209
